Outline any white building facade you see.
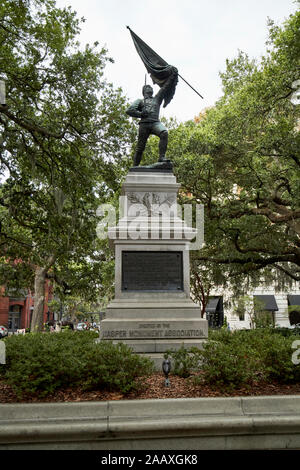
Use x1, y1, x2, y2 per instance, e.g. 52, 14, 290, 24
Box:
204, 285, 300, 330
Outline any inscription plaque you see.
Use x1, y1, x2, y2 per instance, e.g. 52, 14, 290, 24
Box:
122, 251, 183, 291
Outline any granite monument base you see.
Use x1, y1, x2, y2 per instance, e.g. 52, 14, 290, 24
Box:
99, 168, 208, 369
100, 295, 208, 368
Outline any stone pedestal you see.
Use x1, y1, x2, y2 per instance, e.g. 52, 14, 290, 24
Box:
99, 168, 208, 368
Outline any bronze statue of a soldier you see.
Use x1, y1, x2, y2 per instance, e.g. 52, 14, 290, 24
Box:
126, 66, 178, 167
126, 27, 202, 168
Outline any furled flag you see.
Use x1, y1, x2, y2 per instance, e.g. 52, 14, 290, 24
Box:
127, 27, 178, 108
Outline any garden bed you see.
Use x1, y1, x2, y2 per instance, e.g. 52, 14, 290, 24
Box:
1, 328, 299, 403
1, 372, 300, 403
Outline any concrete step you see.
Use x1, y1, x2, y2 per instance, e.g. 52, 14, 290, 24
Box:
1, 396, 300, 449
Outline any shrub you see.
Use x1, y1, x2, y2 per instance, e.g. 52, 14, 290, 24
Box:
3, 331, 154, 397
164, 344, 202, 378
200, 338, 259, 389
257, 333, 300, 383
82, 341, 154, 394
273, 327, 300, 338
168, 328, 300, 389
208, 328, 233, 343
205, 328, 300, 386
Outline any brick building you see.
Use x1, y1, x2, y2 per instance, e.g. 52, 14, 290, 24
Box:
0, 281, 54, 332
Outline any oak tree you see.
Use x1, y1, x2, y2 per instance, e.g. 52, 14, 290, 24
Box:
0, 0, 133, 330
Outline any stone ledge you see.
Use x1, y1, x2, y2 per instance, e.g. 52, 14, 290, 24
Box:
1, 396, 300, 449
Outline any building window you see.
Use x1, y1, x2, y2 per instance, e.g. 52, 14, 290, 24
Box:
8, 304, 22, 332
239, 313, 245, 321
287, 295, 300, 326
205, 296, 224, 328
253, 295, 277, 327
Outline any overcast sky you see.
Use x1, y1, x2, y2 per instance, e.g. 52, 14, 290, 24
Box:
56, 0, 297, 122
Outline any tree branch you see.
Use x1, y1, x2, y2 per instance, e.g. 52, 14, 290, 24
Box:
196, 253, 298, 267
0, 104, 65, 139
274, 263, 300, 282
252, 207, 300, 223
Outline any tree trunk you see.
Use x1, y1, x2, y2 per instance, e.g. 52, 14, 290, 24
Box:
192, 271, 211, 318
30, 255, 56, 332
200, 297, 209, 318
30, 266, 47, 332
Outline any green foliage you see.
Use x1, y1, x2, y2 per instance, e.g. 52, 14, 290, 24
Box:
257, 332, 300, 383
208, 329, 300, 386
274, 326, 300, 337
0, 0, 136, 327
208, 327, 233, 342
200, 337, 259, 389
3, 331, 153, 397
168, 329, 300, 389
253, 313, 275, 329
167, 9, 300, 295
164, 344, 202, 378
82, 341, 154, 394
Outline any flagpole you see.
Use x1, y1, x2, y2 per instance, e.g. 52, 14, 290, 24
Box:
178, 74, 203, 99
127, 26, 204, 100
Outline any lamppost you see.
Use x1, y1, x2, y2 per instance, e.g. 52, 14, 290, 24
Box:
162, 357, 171, 387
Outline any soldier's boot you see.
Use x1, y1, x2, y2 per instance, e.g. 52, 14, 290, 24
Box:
134, 151, 143, 166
